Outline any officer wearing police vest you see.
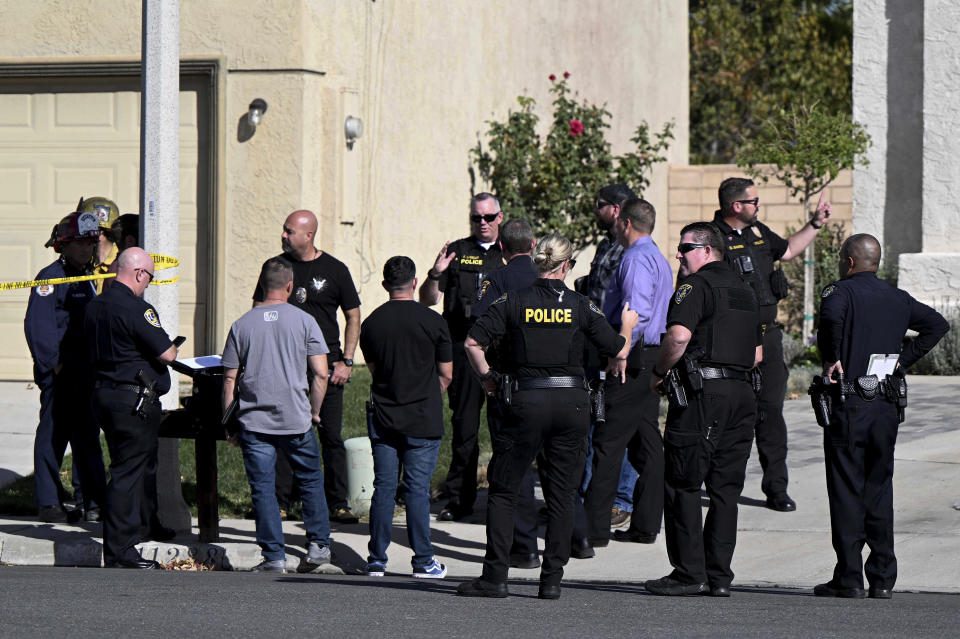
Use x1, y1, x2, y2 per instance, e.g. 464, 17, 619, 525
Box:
812, 234, 947, 599
645, 222, 762, 597
712, 177, 831, 513
25, 210, 107, 523
85, 248, 178, 569
457, 233, 638, 600
419, 193, 505, 521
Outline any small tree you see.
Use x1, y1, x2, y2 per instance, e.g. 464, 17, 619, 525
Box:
737, 101, 870, 344
471, 73, 674, 251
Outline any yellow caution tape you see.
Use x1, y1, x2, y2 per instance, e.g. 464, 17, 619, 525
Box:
0, 254, 180, 291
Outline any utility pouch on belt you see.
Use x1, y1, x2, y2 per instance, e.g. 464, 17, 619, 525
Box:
884, 373, 908, 423
770, 265, 790, 301
590, 373, 606, 424
663, 369, 689, 409
679, 353, 704, 394
855, 375, 880, 401
499, 374, 512, 407
808, 375, 833, 429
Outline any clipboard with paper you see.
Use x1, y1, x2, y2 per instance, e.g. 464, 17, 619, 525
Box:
866, 353, 899, 377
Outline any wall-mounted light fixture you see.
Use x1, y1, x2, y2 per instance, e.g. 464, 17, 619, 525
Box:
345, 115, 364, 149
247, 99, 268, 127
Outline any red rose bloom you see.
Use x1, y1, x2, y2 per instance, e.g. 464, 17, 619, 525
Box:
563, 71, 571, 79
549, 74, 557, 82
569, 119, 584, 137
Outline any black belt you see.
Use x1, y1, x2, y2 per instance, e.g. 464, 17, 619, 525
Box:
512, 376, 587, 392
700, 366, 752, 383
94, 380, 143, 393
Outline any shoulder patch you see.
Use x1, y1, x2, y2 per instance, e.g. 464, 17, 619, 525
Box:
588, 301, 604, 316
674, 283, 693, 305
35, 284, 54, 297
821, 284, 837, 299
143, 308, 162, 328
492, 293, 508, 305
477, 279, 491, 301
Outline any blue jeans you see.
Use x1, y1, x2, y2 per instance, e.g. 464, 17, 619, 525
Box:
241, 429, 331, 561
367, 418, 441, 569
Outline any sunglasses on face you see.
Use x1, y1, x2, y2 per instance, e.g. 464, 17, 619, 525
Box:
470, 213, 499, 224
595, 199, 613, 209
136, 268, 155, 282
677, 243, 708, 255
736, 198, 760, 207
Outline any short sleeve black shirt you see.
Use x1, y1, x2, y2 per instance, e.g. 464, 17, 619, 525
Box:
437, 236, 504, 341
84, 281, 174, 394
253, 251, 361, 361
359, 300, 453, 438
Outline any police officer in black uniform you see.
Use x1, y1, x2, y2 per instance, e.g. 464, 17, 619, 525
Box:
457, 233, 638, 600
85, 248, 178, 569
474, 218, 540, 569
712, 177, 830, 512
813, 234, 947, 599
25, 211, 106, 523
645, 222, 762, 597
419, 193, 505, 521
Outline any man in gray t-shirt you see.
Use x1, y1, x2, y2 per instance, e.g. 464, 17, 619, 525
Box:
221, 257, 333, 574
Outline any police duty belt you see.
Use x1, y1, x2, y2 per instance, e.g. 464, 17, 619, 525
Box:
0, 254, 180, 291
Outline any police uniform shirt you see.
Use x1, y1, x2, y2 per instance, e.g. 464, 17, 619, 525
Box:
818, 272, 949, 379
84, 281, 174, 394
253, 252, 361, 362
24, 258, 96, 377
474, 254, 538, 318
468, 278, 625, 378
359, 300, 453, 438
712, 211, 788, 324
667, 260, 761, 370
437, 236, 504, 341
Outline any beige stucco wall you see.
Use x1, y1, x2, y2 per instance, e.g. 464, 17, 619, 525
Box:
1, 0, 689, 354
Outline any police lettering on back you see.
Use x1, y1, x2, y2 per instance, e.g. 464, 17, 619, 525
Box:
524, 307, 572, 324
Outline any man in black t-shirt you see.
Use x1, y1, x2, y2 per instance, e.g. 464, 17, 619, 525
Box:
360, 256, 453, 578
712, 177, 831, 513
253, 209, 362, 523
419, 193, 504, 521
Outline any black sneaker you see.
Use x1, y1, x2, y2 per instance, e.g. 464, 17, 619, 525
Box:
456, 578, 508, 598
645, 575, 708, 596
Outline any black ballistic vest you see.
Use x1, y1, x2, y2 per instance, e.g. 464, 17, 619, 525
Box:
690, 266, 759, 370
506, 285, 583, 372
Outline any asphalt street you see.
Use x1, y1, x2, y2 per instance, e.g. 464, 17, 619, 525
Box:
0, 566, 957, 638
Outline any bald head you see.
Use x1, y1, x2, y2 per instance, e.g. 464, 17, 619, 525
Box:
839, 233, 881, 277
281, 209, 319, 259
115, 247, 155, 296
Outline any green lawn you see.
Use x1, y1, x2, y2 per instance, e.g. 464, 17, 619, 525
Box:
0, 365, 490, 518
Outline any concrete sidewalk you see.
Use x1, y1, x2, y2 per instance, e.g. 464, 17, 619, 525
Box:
1, 378, 958, 593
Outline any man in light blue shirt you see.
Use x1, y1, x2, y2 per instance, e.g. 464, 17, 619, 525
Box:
583, 198, 673, 546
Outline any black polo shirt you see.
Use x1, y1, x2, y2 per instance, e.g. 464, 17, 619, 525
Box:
85, 281, 174, 394
437, 236, 504, 341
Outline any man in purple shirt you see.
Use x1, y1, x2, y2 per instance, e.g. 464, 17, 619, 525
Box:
583, 198, 673, 548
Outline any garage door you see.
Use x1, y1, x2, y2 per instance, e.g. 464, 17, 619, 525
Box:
0, 77, 206, 380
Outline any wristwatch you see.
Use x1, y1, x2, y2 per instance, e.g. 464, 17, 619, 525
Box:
342, 358, 354, 367
479, 369, 497, 382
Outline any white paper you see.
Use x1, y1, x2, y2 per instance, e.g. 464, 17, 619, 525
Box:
176, 354, 223, 370
866, 353, 899, 377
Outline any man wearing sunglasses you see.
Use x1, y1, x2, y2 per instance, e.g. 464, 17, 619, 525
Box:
645, 222, 762, 596
713, 177, 831, 513
420, 192, 504, 522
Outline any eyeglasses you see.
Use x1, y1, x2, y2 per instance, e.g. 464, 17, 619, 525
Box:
136, 268, 155, 282
677, 243, 708, 254
736, 198, 759, 207
595, 198, 614, 209
470, 213, 500, 224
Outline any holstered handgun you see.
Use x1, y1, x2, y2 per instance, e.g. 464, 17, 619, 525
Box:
590, 371, 607, 424
663, 368, 688, 409
133, 369, 156, 419
808, 375, 833, 428
679, 352, 704, 394
884, 373, 908, 423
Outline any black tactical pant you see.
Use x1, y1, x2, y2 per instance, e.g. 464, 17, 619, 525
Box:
583, 347, 663, 541
93, 387, 161, 565
482, 387, 590, 587
823, 396, 899, 590
756, 326, 789, 497
663, 378, 755, 588
438, 341, 500, 514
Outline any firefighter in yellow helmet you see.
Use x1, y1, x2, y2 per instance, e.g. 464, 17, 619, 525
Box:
78, 196, 121, 293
